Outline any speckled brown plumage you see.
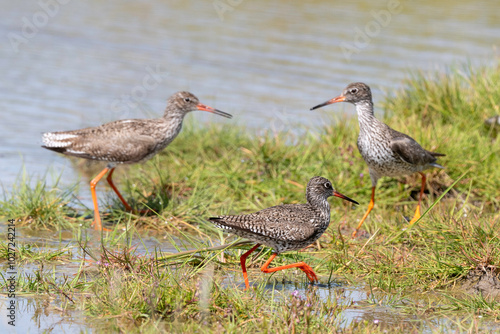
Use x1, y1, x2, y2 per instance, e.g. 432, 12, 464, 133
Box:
209, 176, 358, 289
42, 91, 232, 231
311, 82, 445, 237
42, 91, 232, 164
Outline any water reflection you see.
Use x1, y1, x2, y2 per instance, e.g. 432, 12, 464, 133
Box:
256, 279, 500, 331
0, 296, 92, 333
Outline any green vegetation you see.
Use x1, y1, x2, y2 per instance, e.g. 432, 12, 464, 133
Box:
1, 62, 499, 332
0, 172, 79, 229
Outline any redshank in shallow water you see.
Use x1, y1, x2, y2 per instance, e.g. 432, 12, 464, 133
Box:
42, 91, 232, 231
209, 176, 358, 289
311, 82, 445, 237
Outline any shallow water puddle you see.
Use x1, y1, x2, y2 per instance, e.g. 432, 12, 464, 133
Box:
217, 274, 500, 332
0, 224, 185, 332
283, 283, 500, 331
0, 295, 92, 333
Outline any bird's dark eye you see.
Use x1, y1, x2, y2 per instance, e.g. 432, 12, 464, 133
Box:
184, 97, 191, 102
350, 88, 358, 94
324, 182, 332, 189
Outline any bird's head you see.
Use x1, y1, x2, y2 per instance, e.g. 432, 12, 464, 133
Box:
310, 82, 373, 110
166, 91, 232, 118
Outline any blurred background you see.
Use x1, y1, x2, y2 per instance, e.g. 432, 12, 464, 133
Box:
0, 0, 498, 197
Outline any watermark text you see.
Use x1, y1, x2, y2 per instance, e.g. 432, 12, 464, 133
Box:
6, 219, 16, 326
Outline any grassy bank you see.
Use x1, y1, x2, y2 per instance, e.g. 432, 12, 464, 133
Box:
1, 62, 499, 332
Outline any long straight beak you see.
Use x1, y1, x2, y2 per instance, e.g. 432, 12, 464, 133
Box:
197, 103, 233, 118
333, 190, 359, 205
310, 95, 345, 110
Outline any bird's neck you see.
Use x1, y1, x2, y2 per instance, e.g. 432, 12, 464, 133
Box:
162, 110, 186, 126
155, 112, 185, 143
163, 106, 186, 118
355, 100, 379, 134
306, 193, 331, 220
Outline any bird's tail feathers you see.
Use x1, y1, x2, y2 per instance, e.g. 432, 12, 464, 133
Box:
42, 132, 77, 148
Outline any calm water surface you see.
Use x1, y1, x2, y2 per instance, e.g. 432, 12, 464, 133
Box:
0, 0, 499, 195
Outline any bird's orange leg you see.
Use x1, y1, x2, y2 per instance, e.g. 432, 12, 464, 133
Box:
106, 167, 133, 211
408, 172, 426, 225
240, 244, 261, 290
260, 253, 318, 283
352, 186, 376, 238
90, 167, 111, 231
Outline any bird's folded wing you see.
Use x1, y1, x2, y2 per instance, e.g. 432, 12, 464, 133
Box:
210, 211, 316, 242
66, 131, 157, 162
96, 134, 157, 162
390, 135, 436, 166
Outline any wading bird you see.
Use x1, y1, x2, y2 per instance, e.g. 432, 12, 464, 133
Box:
42, 91, 232, 231
210, 176, 358, 289
311, 82, 444, 237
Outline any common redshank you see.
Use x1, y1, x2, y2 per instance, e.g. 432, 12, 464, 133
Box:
209, 176, 358, 289
42, 91, 232, 231
311, 83, 445, 237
